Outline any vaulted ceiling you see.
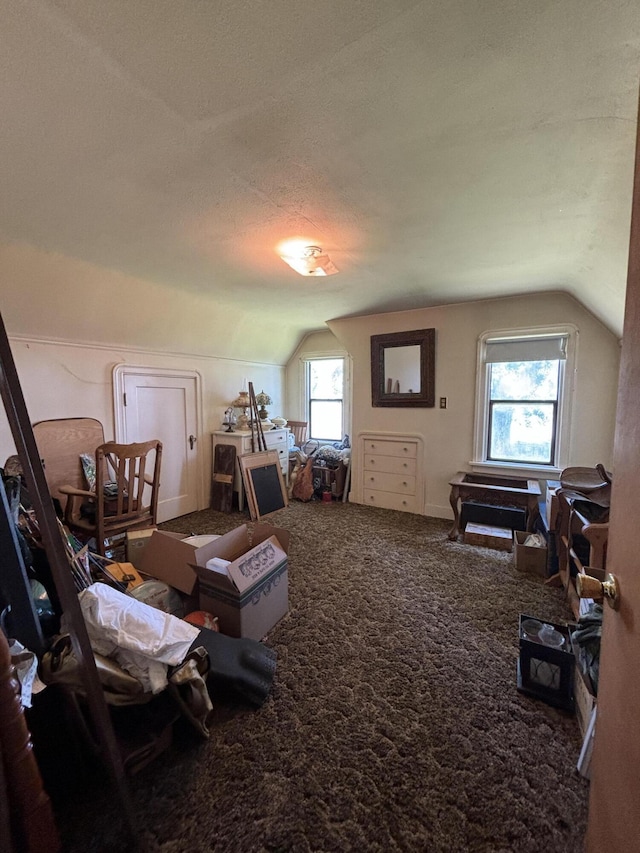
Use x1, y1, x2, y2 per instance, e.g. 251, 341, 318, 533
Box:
1, 1, 639, 358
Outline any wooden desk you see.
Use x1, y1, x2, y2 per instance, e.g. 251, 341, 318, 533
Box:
448, 471, 541, 540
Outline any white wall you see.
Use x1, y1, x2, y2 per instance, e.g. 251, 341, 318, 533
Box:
0, 242, 300, 365
284, 329, 349, 421
1, 246, 620, 526
0, 336, 284, 510
328, 291, 620, 518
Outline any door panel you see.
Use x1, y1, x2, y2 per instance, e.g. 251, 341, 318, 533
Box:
586, 99, 640, 851
115, 368, 200, 522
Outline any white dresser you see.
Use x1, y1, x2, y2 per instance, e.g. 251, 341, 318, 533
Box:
212, 428, 289, 511
361, 433, 424, 514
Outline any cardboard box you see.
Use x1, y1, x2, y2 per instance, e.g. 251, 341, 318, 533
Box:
464, 523, 512, 551
193, 523, 290, 641
138, 530, 221, 595
546, 488, 560, 530
126, 527, 157, 568
513, 530, 548, 576
545, 480, 561, 530
574, 665, 597, 737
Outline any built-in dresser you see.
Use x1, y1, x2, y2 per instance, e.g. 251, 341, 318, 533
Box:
360, 433, 424, 514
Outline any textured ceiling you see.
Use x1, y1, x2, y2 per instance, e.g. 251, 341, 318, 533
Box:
1, 0, 639, 356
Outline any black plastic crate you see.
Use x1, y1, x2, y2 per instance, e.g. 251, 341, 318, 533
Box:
517, 614, 575, 711
461, 501, 527, 531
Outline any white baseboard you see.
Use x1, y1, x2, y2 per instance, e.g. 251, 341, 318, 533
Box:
424, 504, 453, 520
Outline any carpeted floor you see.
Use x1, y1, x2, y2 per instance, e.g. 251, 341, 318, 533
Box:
58, 501, 589, 852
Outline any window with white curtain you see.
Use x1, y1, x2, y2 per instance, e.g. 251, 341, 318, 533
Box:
475, 330, 575, 469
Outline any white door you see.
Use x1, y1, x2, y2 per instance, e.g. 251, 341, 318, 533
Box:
113, 366, 202, 522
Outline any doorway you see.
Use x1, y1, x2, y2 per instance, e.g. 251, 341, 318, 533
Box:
112, 366, 203, 522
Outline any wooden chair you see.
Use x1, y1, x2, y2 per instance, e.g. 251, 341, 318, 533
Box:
59, 440, 162, 556
287, 421, 308, 447
32, 418, 106, 513
287, 421, 309, 484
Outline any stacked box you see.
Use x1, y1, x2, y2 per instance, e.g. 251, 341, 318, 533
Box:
513, 530, 548, 577
193, 524, 290, 641
464, 523, 512, 551
126, 527, 157, 568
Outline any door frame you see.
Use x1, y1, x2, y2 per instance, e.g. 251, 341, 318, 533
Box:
112, 364, 206, 513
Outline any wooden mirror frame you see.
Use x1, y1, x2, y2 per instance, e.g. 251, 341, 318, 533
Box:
371, 328, 436, 408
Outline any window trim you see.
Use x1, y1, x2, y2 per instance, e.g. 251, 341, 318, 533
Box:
302, 354, 350, 443
472, 325, 578, 477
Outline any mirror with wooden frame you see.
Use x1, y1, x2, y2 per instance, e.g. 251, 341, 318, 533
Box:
371, 328, 435, 407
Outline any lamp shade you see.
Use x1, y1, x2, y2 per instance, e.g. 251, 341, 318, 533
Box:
255, 390, 272, 406
231, 391, 250, 409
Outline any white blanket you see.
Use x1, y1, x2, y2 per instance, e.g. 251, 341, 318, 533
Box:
77, 583, 200, 694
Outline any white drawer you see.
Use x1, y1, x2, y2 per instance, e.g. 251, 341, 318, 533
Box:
363, 471, 416, 494
363, 439, 417, 459
363, 489, 420, 514
265, 430, 288, 449
363, 455, 416, 475
273, 447, 288, 473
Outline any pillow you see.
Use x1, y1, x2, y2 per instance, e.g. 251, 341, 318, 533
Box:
80, 453, 96, 491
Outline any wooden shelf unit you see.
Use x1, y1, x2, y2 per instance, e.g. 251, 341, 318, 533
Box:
553, 494, 609, 618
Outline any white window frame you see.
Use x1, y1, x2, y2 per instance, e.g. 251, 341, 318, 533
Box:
301, 353, 351, 443
472, 325, 578, 478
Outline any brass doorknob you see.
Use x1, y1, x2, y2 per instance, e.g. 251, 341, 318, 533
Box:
576, 571, 620, 609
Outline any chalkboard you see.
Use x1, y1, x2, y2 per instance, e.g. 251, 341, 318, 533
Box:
239, 450, 288, 520
250, 465, 285, 515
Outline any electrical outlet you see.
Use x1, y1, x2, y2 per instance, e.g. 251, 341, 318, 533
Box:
439, 397, 447, 409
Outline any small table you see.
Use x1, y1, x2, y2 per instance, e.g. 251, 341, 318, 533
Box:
448, 471, 541, 540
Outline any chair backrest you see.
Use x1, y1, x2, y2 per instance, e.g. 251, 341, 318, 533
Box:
288, 421, 308, 447
32, 417, 106, 506
95, 440, 162, 534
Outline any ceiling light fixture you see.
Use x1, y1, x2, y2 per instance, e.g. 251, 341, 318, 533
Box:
279, 244, 339, 276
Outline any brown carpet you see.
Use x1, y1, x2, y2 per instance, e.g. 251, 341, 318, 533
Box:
59, 501, 589, 852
